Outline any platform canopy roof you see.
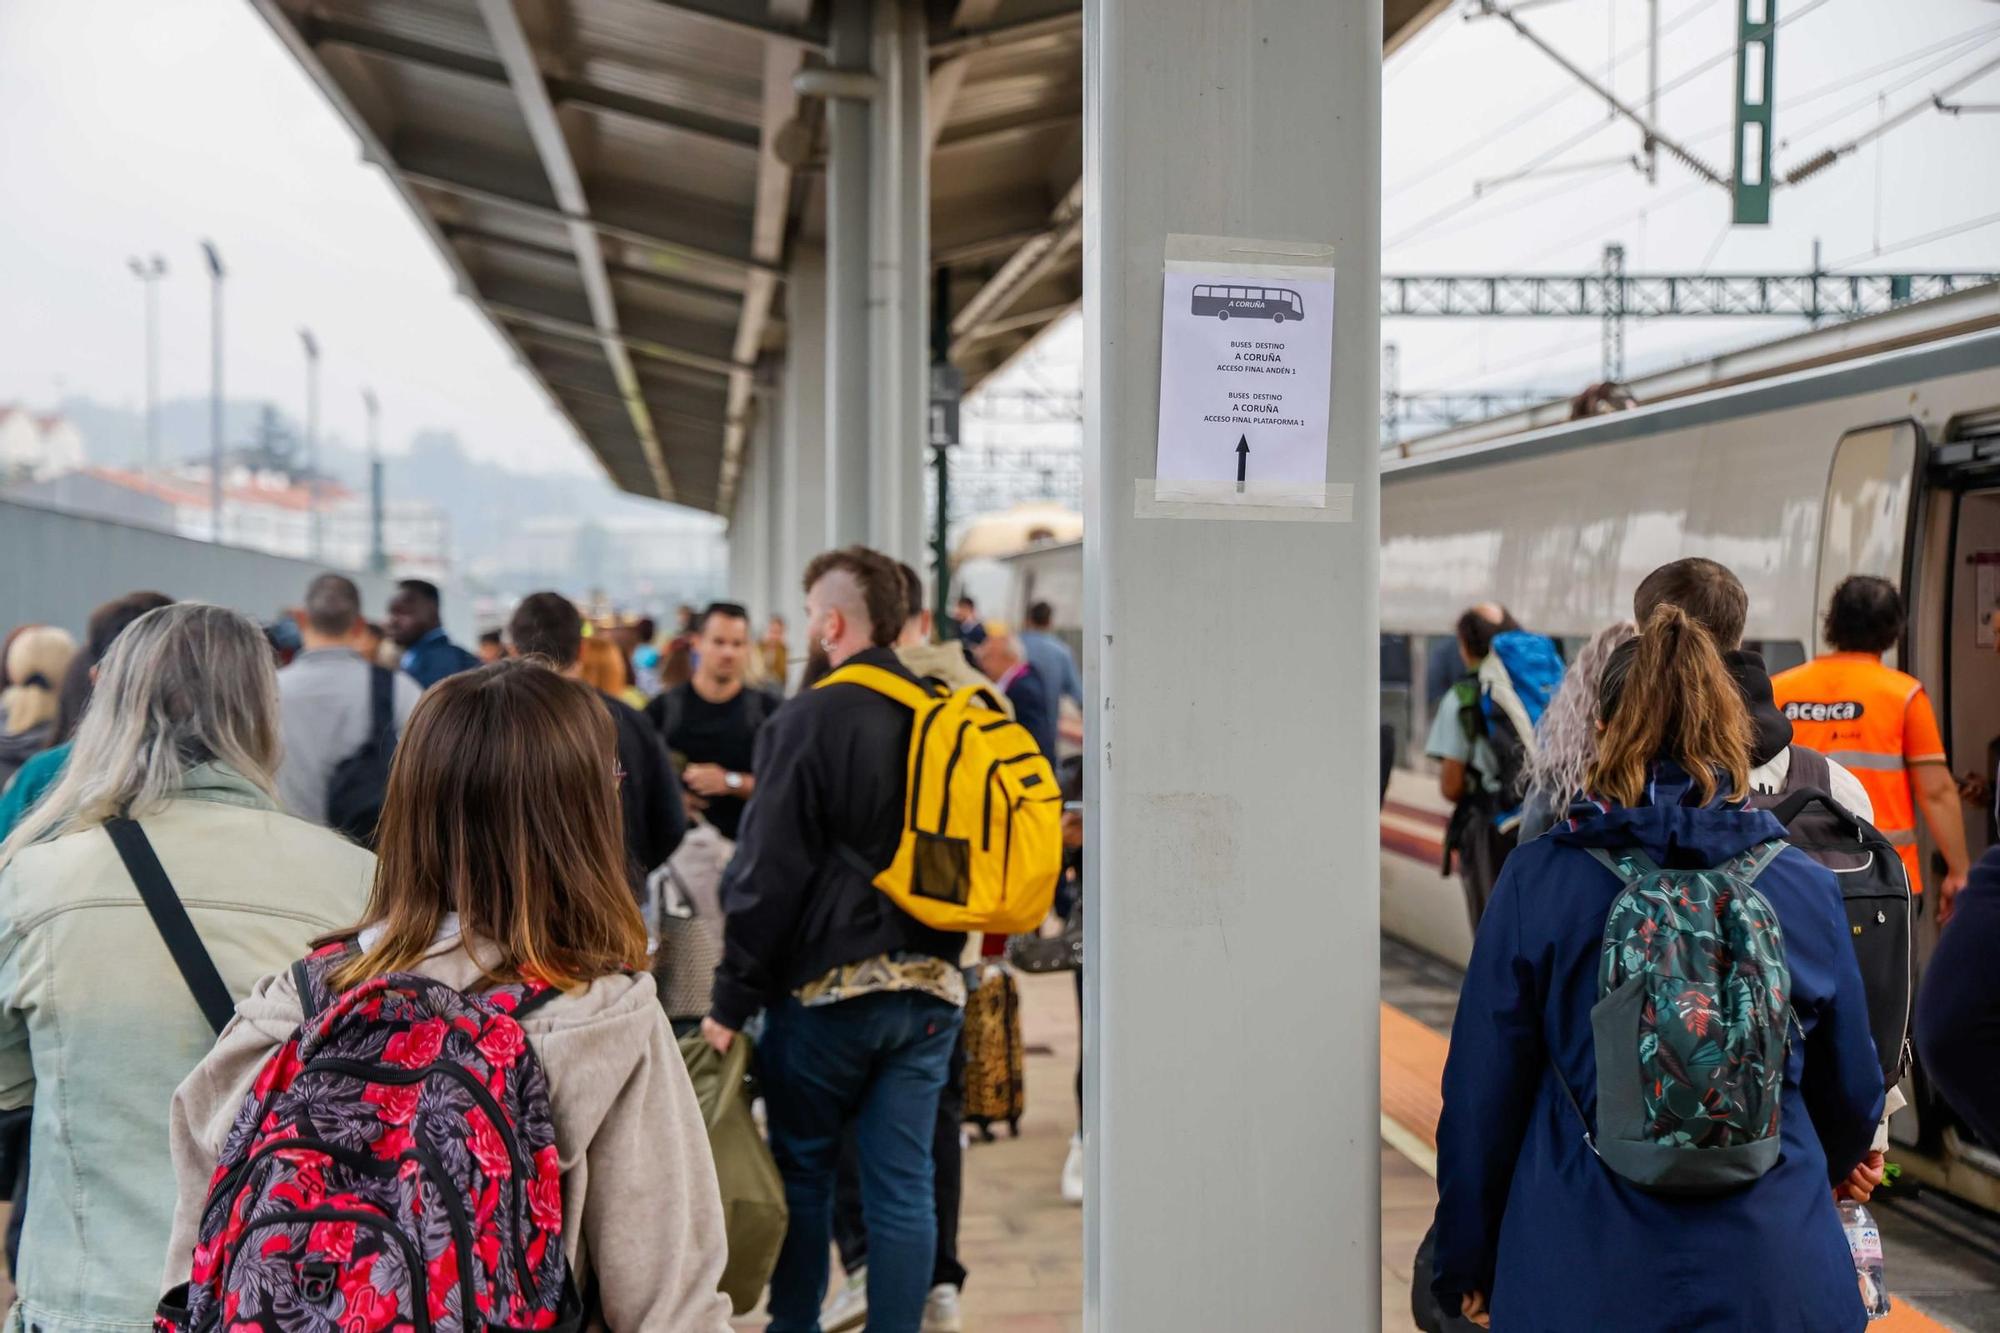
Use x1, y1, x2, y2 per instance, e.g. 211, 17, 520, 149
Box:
254, 0, 1447, 513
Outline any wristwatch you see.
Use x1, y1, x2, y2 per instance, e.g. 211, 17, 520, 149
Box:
724, 771, 744, 792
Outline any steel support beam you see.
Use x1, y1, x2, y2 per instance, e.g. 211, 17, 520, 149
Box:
718, 41, 807, 516
925, 0, 1007, 154
949, 179, 1082, 360
244, 0, 612, 504
826, 0, 874, 545
1083, 0, 1381, 1327
780, 245, 829, 678
1380, 271, 2000, 317
646, 0, 829, 46
479, 0, 674, 498
439, 223, 748, 306
931, 4, 1080, 59
870, 0, 929, 566
487, 299, 751, 379
303, 14, 762, 149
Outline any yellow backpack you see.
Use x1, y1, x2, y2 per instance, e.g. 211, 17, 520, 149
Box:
815, 662, 1063, 934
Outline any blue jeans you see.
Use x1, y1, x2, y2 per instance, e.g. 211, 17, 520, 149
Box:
759, 990, 963, 1333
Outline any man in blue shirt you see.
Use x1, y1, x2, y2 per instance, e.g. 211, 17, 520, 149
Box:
386, 579, 479, 689
1021, 601, 1081, 712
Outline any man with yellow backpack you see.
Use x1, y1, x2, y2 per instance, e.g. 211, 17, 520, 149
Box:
703, 546, 1060, 1333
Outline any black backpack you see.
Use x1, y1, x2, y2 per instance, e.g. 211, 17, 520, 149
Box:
1750, 744, 1914, 1085
327, 666, 396, 847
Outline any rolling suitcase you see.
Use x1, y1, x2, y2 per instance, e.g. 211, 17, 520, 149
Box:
962, 959, 1026, 1139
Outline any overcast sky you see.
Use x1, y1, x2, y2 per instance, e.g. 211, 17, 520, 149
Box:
0, 1, 598, 473
2, 0, 1997, 478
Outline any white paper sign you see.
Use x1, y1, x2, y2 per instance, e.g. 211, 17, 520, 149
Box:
1154, 243, 1337, 502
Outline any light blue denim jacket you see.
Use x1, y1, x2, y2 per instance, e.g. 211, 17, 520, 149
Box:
0, 765, 373, 1333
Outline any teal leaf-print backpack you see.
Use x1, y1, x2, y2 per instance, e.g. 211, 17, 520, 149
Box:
1552, 841, 1794, 1193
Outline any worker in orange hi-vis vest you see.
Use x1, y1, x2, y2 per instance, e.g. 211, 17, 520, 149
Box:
1774, 575, 1972, 923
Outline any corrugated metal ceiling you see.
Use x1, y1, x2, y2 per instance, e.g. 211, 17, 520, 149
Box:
253, 0, 1440, 515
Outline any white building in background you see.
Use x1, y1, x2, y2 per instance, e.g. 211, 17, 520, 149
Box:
476, 510, 727, 609
5, 466, 451, 577
0, 407, 86, 480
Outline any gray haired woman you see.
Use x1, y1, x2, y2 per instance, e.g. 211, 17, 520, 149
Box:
1516, 621, 1637, 842
0, 603, 373, 1333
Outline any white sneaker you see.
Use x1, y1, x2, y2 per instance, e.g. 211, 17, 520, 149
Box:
1061, 1133, 1084, 1205
823, 1268, 867, 1332
921, 1283, 963, 1333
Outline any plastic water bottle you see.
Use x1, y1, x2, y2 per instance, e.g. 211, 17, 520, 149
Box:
1838, 1199, 1891, 1320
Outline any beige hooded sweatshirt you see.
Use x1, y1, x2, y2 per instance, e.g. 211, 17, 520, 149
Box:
895, 640, 1013, 716
160, 938, 735, 1333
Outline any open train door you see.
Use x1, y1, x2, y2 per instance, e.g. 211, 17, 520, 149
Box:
1888, 411, 2000, 1208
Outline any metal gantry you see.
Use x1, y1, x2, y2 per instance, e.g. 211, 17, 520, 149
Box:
1382, 269, 2000, 319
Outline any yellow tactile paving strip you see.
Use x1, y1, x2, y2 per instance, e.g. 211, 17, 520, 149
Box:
1378, 1001, 1952, 1332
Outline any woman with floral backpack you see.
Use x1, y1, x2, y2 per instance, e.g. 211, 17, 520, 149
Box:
161, 659, 732, 1332
1431, 603, 1887, 1332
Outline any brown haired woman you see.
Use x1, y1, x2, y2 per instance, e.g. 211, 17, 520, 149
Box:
1429, 604, 1886, 1333
161, 660, 733, 1330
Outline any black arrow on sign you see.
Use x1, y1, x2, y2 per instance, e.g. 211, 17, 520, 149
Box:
1235, 434, 1249, 492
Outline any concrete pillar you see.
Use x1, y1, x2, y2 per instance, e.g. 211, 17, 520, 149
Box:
868, 0, 927, 567
1081, 2, 1382, 1329
782, 246, 829, 674
727, 435, 766, 618
825, 0, 872, 547
756, 378, 786, 627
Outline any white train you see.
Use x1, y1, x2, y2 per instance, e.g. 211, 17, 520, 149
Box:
1387, 322, 2000, 1205
996, 310, 2000, 1204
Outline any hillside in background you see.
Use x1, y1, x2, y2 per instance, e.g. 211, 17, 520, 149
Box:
57, 394, 716, 569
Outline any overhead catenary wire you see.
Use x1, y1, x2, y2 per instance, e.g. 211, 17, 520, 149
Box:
1388, 0, 1839, 250
1387, 0, 1721, 201
1827, 208, 2000, 269
1782, 49, 2000, 184
1387, 158, 1624, 250
1778, 30, 2000, 147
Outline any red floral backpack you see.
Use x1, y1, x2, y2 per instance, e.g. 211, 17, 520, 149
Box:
157, 943, 580, 1333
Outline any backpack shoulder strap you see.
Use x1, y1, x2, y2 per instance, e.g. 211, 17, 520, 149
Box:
105, 818, 235, 1036
1784, 743, 1831, 796
509, 983, 563, 1022
369, 666, 394, 741
947, 680, 1010, 716
816, 663, 940, 712
1585, 846, 1662, 886
1735, 840, 1789, 882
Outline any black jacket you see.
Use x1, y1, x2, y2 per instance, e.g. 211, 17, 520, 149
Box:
604, 690, 686, 899
709, 647, 963, 1029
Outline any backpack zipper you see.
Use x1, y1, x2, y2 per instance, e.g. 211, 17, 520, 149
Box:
411, 1135, 487, 1321
909, 704, 948, 831
199, 1133, 396, 1238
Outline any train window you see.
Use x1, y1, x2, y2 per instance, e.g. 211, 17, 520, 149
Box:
1744, 639, 1807, 675
1381, 634, 1413, 775
1380, 633, 1412, 685
1815, 422, 1919, 656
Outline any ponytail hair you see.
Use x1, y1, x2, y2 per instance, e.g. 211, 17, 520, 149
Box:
1588, 603, 1752, 808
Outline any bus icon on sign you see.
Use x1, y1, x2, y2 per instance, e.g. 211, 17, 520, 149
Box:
1191, 284, 1305, 323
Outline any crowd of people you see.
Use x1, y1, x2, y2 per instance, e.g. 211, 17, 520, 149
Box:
32, 539, 2000, 1332
1421, 558, 2000, 1332
0, 555, 1081, 1333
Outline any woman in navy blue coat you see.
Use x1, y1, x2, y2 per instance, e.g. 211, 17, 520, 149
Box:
1432, 605, 1886, 1332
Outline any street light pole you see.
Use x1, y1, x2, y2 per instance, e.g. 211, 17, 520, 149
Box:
300, 328, 321, 562
363, 388, 387, 574
127, 254, 167, 477
201, 241, 225, 542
